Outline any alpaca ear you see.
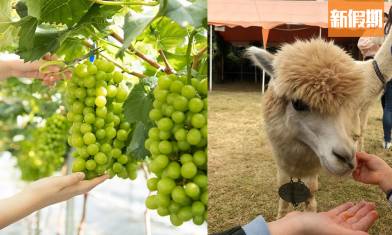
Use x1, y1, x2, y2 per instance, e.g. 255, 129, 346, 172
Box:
244, 46, 275, 76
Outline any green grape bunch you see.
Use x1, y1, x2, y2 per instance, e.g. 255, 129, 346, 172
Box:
17, 113, 69, 181
144, 75, 208, 226
66, 59, 137, 180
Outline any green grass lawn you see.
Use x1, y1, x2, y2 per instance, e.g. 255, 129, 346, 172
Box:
208, 83, 392, 235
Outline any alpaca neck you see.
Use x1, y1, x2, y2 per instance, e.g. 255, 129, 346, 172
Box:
374, 33, 392, 82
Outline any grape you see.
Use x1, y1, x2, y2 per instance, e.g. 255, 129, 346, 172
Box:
171, 111, 185, 124
181, 162, 197, 179
83, 132, 96, 145
145, 75, 207, 226
193, 174, 208, 188
157, 207, 170, 216
72, 158, 86, 172
192, 201, 205, 216
67, 61, 138, 181
157, 118, 173, 131
184, 182, 200, 199
95, 96, 107, 107
181, 85, 197, 99
94, 152, 108, 165
85, 159, 97, 170
193, 215, 204, 225
178, 206, 193, 221
149, 109, 162, 121
170, 214, 183, 226
157, 178, 176, 195
158, 141, 172, 154
157, 194, 171, 207
147, 178, 159, 191
189, 98, 204, 113
187, 129, 202, 145
145, 195, 159, 209
193, 150, 207, 166
17, 114, 69, 181
191, 114, 206, 128
171, 186, 190, 205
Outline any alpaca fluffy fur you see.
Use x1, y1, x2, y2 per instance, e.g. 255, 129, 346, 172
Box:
246, 38, 371, 217
271, 39, 365, 114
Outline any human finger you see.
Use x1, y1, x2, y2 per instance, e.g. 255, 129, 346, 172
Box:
327, 202, 355, 216
346, 202, 376, 224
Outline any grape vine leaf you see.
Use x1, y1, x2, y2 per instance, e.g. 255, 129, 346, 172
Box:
17, 16, 64, 61
19, 31, 64, 61
118, 9, 159, 57
159, 51, 187, 71
123, 82, 153, 125
148, 17, 187, 53
25, 0, 94, 27
127, 121, 149, 160
18, 16, 38, 50
56, 38, 87, 63
77, 4, 121, 32
0, 0, 19, 50
160, 0, 207, 28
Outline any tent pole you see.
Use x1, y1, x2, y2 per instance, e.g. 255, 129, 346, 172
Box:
262, 70, 265, 93
319, 27, 322, 38
209, 25, 213, 91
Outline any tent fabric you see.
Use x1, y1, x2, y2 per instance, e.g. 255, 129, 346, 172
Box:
217, 25, 325, 43
208, 0, 392, 30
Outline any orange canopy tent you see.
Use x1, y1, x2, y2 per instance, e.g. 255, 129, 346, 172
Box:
207, 0, 392, 91
208, 0, 392, 45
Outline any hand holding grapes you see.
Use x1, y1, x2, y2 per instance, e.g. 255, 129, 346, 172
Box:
0, 55, 71, 85
0, 173, 108, 229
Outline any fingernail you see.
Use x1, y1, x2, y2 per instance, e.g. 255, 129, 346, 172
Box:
77, 172, 85, 179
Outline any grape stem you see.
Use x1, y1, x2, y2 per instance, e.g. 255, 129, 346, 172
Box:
92, 0, 159, 6
99, 52, 146, 78
110, 31, 170, 74
192, 46, 207, 70
186, 30, 198, 83
158, 49, 174, 74
83, 41, 146, 78
77, 194, 88, 235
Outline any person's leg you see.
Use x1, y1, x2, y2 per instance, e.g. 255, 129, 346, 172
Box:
382, 110, 392, 147
382, 83, 392, 148
382, 95, 385, 110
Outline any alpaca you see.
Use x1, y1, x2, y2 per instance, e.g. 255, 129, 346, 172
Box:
355, 31, 392, 151
246, 39, 368, 218
247, 32, 392, 217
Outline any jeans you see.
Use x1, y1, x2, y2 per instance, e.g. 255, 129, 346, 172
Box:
384, 110, 392, 142
383, 82, 392, 142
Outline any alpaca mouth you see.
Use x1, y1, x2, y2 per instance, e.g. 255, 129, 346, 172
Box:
320, 156, 353, 177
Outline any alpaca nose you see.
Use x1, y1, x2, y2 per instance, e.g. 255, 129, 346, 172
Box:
332, 149, 354, 169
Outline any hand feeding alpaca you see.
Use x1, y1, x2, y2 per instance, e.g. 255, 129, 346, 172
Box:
246, 39, 367, 218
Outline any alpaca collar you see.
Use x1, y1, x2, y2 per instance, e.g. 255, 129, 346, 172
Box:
372, 60, 386, 86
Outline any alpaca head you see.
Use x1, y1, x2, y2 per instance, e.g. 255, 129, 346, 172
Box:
246, 39, 365, 176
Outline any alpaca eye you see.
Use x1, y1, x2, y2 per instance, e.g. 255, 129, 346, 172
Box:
291, 100, 310, 112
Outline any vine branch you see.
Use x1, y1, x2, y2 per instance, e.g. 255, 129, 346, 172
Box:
158, 49, 174, 74
83, 41, 146, 78
100, 53, 146, 78
110, 31, 169, 74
